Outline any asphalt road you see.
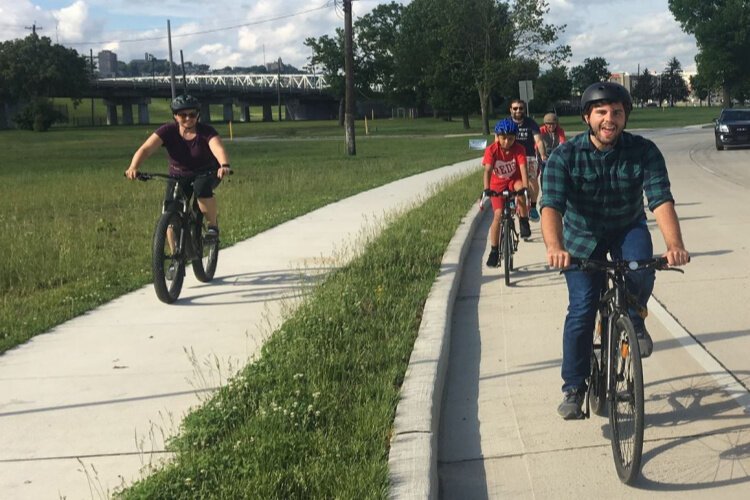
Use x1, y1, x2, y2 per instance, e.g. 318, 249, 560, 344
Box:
438, 126, 750, 498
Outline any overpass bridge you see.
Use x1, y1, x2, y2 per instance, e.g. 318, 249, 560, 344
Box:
87, 74, 338, 125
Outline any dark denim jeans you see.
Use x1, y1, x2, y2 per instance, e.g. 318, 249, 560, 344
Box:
560, 219, 655, 393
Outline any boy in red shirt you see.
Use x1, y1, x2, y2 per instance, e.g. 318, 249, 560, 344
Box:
483, 118, 530, 267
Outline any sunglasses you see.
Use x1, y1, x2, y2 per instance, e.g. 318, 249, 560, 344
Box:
545, 122, 556, 125
176, 111, 198, 119
511, 107, 525, 111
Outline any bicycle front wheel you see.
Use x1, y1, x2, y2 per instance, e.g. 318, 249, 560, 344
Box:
152, 212, 185, 304
192, 217, 219, 282
502, 218, 512, 286
608, 314, 644, 484
589, 311, 608, 417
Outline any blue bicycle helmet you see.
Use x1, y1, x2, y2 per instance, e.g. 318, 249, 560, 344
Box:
494, 118, 519, 135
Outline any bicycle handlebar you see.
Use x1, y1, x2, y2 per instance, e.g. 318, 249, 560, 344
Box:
567, 256, 686, 273
479, 187, 528, 211
130, 168, 233, 182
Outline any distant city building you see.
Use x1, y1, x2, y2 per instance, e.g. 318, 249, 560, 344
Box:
609, 72, 634, 93
98, 50, 118, 78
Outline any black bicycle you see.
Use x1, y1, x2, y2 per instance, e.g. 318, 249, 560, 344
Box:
135, 171, 225, 303
481, 188, 526, 286
567, 256, 684, 484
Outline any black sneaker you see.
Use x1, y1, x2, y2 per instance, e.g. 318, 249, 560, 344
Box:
519, 218, 531, 239
486, 249, 500, 268
557, 388, 584, 420
165, 262, 177, 281
635, 327, 653, 358
205, 226, 219, 242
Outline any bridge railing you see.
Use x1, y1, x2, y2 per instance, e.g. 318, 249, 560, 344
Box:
96, 74, 328, 90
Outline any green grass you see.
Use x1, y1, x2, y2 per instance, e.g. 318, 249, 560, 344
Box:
0, 121, 480, 353
117, 170, 478, 499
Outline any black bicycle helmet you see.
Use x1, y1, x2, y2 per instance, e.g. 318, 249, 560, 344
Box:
170, 94, 200, 113
580, 82, 632, 119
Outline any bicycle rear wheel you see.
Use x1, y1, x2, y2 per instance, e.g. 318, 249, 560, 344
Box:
589, 310, 608, 417
152, 212, 185, 304
502, 218, 512, 286
608, 314, 644, 484
192, 215, 219, 282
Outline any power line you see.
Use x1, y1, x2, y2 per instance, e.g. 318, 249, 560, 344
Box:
64, 2, 333, 47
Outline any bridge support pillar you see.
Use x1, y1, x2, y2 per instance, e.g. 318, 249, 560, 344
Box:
200, 103, 212, 123
223, 103, 234, 122
122, 104, 134, 125
238, 103, 251, 122
105, 102, 118, 126
262, 103, 273, 122
138, 102, 150, 124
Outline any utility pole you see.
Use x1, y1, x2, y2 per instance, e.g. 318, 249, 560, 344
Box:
90, 49, 95, 126
277, 57, 282, 122
167, 20, 177, 99
24, 23, 42, 36
180, 50, 187, 94
343, 0, 356, 156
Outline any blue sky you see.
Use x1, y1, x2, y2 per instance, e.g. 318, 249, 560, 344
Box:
1, 0, 698, 75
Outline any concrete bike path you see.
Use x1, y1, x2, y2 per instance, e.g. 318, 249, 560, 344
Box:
437, 212, 750, 498
0, 159, 480, 499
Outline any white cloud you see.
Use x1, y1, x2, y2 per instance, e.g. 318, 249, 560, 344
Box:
52, 1, 89, 42
0, 0, 698, 76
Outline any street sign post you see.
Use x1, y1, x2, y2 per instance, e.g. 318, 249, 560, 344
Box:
519, 80, 534, 114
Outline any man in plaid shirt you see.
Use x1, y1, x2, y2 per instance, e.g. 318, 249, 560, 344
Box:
540, 82, 690, 420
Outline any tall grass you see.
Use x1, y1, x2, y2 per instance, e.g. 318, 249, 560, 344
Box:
0, 122, 480, 352
118, 170, 478, 499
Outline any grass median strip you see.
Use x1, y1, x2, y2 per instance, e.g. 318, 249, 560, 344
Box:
117, 171, 478, 499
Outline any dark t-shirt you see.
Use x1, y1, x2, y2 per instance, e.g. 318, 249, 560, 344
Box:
514, 116, 541, 156
155, 122, 220, 177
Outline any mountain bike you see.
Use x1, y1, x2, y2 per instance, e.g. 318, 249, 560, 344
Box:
480, 188, 527, 286
135, 170, 226, 303
567, 256, 685, 484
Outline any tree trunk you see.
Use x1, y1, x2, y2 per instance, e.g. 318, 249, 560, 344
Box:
722, 85, 731, 108
462, 112, 470, 129
338, 98, 345, 127
478, 87, 490, 135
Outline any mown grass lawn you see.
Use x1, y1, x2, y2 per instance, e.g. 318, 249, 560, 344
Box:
0, 120, 481, 353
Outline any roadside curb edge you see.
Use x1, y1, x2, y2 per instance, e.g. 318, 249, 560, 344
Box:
387, 202, 484, 499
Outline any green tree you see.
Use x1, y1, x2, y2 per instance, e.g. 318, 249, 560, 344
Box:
689, 73, 711, 105
355, 2, 404, 100
532, 65, 572, 112
0, 33, 90, 130
632, 68, 657, 106
669, 0, 750, 107
570, 57, 610, 95
305, 31, 348, 124
659, 57, 689, 106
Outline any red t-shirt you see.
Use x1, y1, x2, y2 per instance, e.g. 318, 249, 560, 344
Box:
483, 141, 526, 188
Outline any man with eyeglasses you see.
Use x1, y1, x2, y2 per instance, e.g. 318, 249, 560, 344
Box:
509, 99, 546, 230
125, 94, 232, 240
538, 112, 567, 181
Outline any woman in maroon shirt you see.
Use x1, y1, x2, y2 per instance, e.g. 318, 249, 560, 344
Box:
125, 95, 231, 239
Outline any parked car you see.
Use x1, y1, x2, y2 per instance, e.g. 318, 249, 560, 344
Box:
714, 108, 750, 150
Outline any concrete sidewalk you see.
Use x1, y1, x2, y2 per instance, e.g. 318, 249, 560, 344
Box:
0, 159, 480, 499
437, 212, 750, 498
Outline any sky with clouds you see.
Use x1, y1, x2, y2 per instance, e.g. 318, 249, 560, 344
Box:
0, 0, 698, 75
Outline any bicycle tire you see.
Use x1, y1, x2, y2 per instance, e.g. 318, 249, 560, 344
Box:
589, 311, 608, 417
509, 223, 518, 271
608, 314, 644, 484
152, 211, 185, 304
191, 215, 219, 282
502, 218, 512, 286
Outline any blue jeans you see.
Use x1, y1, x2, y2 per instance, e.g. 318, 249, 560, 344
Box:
560, 219, 655, 393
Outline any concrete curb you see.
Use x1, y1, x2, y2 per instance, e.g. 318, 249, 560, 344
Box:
387, 203, 485, 499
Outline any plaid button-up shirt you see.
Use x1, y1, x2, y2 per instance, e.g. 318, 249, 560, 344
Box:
540, 131, 674, 258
